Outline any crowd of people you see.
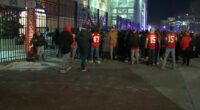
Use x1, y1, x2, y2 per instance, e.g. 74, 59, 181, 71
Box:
31, 25, 200, 73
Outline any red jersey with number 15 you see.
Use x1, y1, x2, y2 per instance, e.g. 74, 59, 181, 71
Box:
166, 33, 177, 48
91, 33, 100, 47
147, 32, 157, 49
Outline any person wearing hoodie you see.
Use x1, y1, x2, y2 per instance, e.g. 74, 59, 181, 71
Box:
162, 27, 177, 69
128, 30, 140, 64
59, 25, 73, 73
76, 25, 92, 72
108, 26, 118, 60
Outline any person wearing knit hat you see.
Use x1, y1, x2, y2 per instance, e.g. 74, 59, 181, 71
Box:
59, 25, 73, 73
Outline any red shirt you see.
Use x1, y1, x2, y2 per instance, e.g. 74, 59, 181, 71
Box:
166, 33, 177, 48
91, 33, 100, 47
71, 34, 77, 46
147, 32, 157, 49
180, 36, 192, 50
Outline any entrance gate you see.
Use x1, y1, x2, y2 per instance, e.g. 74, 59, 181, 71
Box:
0, 6, 26, 63
0, 0, 75, 63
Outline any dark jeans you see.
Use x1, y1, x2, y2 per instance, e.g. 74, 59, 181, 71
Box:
148, 49, 155, 65
182, 50, 191, 65
155, 49, 160, 64
80, 52, 88, 70
102, 51, 110, 60
140, 47, 146, 58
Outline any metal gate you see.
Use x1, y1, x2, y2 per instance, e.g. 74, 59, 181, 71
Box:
0, 6, 26, 63
0, 0, 75, 63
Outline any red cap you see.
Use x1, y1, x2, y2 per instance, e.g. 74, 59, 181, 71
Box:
64, 25, 71, 32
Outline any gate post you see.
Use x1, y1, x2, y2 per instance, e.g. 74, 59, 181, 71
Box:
97, 9, 99, 27
26, 0, 36, 60
105, 12, 108, 29
57, 0, 60, 30
74, 1, 78, 29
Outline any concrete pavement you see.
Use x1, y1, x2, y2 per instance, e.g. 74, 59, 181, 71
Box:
0, 58, 199, 110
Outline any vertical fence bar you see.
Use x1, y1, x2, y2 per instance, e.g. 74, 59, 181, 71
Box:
74, 1, 78, 29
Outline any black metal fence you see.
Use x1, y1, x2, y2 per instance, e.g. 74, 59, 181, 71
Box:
0, 6, 26, 63
0, 0, 108, 63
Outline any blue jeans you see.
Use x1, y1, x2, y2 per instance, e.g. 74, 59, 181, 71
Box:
80, 52, 88, 70
162, 48, 176, 69
91, 46, 100, 60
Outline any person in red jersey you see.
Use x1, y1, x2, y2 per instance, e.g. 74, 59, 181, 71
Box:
162, 27, 177, 69
145, 27, 157, 65
90, 27, 101, 64
180, 31, 192, 66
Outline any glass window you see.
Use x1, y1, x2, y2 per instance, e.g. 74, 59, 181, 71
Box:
112, 20, 116, 25
120, 14, 127, 19
113, 9, 117, 13
118, 9, 127, 14
128, 9, 133, 13
128, 15, 133, 19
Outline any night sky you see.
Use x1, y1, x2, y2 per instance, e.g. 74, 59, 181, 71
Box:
148, 0, 192, 24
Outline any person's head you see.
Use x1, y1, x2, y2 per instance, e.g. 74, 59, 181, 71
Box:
81, 24, 87, 30
64, 25, 71, 32
36, 31, 41, 36
150, 27, 155, 33
46, 27, 49, 32
133, 30, 137, 33
185, 31, 190, 36
92, 26, 99, 33
55, 28, 59, 33
169, 26, 174, 33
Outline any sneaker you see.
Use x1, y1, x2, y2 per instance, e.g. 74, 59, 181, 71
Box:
66, 66, 72, 71
89, 60, 94, 63
81, 69, 87, 72
96, 60, 101, 64
124, 60, 129, 63
60, 70, 67, 73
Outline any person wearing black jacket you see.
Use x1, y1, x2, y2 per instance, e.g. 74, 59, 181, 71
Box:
128, 30, 140, 64
30, 31, 46, 62
76, 26, 92, 72
52, 28, 61, 57
59, 25, 73, 73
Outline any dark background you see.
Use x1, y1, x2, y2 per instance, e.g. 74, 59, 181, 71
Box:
147, 0, 192, 24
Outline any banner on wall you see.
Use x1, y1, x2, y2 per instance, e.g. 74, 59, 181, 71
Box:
26, 0, 36, 59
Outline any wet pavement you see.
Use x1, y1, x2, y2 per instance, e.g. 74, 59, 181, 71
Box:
0, 58, 199, 110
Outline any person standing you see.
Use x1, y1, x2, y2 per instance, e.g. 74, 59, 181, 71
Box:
76, 25, 92, 72
155, 29, 161, 65
90, 27, 101, 64
59, 25, 73, 73
145, 28, 157, 65
128, 30, 140, 64
101, 30, 110, 61
30, 31, 46, 62
109, 26, 118, 60
180, 31, 192, 66
52, 28, 61, 58
162, 27, 177, 69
